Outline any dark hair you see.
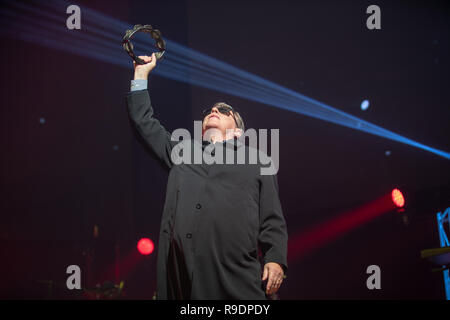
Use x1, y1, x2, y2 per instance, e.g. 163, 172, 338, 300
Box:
211, 102, 245, 131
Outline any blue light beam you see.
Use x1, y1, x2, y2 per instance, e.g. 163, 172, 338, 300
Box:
1, 0, 448, 160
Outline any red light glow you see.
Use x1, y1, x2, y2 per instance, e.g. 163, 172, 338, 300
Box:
391, 188, 405, 208
137, 238, 154, 255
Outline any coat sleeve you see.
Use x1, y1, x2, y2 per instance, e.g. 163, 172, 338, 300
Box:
126, 89, 174, 171
258, 173, 288, 275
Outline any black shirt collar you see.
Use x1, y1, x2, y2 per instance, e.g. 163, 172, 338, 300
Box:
202, 136, 243, 151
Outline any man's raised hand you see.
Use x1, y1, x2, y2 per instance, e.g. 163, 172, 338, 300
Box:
133, 53, 157, 80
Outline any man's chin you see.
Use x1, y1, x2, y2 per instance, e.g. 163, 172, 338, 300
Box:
204, 124, 220, 131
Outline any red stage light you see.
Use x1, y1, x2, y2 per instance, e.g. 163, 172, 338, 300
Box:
137, 238, 154, 255
391, 188, 405, 208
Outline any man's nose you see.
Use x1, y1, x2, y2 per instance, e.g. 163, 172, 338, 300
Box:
211, 107, 219, 114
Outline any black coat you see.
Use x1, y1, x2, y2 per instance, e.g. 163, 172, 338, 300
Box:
126, 90, 288, 300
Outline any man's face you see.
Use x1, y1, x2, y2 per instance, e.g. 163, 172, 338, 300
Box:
202, 106, 237, 135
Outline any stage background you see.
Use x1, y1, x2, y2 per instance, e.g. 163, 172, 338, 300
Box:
0, 0, 449, 299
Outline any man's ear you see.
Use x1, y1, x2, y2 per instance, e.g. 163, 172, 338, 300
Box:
234, 128, 243, 138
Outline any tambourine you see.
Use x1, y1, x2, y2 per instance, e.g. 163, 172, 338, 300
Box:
122, 24, 166, 64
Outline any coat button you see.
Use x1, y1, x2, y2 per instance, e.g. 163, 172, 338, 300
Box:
196, 203, 202, 209
186, 233, 192, 239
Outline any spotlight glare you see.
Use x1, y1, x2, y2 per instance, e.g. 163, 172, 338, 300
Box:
391, 188, 405, 208
361, 100, 370, 110
137, 238, 154, 255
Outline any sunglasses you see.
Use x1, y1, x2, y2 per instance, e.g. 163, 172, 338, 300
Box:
202, 105, 241, 129
202, 106, 234, 118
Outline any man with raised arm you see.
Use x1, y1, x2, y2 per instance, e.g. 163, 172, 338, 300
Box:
126, 53, 288, 300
